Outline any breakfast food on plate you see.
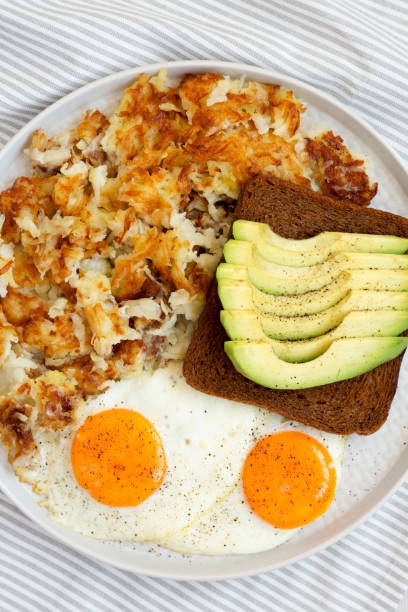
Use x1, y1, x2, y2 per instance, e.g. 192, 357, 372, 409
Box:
218, 220, 408, 388
225, 338, 408, 390
225, 294, 408, 340
159, 417, 345, 554
224, 240, 408, 269
233, 219, 408, 258
184, 176, 408, 435
0, 70, 392, 554
221, 247, 408, 295
14, 360, 345, 554
221, 311, 408, 362
217, 269, 408, 314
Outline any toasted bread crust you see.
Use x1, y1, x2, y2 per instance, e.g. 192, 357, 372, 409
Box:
183, 176, 408, 435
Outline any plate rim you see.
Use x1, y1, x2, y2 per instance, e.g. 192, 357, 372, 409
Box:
0, 59, 408, 581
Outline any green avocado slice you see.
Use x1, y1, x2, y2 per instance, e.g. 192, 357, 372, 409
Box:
233, 220, 408, 256
217, 272, 408, 314
220, 310, 408, 362
224, 240, 408, 271
223, 241, 408, 295
224, 337, 408, 389
249, 267, 408, 296
258, 291, 408, 340
217, 260, 408, 296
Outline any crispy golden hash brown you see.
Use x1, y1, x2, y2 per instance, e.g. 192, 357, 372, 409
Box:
0, 70, 377, 463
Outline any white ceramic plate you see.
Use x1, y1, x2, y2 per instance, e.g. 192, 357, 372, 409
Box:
1, 60, 408, 581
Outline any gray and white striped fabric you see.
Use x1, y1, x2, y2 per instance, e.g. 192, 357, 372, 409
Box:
1, 1, 408, 610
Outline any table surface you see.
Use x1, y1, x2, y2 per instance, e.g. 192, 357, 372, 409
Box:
399, 593, 408, 611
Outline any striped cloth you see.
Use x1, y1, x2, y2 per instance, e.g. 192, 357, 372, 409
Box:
1, 1, 408, 610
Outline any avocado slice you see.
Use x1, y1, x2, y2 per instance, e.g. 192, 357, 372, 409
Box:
224, 240, 408, 271
217, 269, 408, 315
224, 337, 408, 389
218, 260, 408, 296
257, 291, 408, 340
217, 267, 408, 305
258, 291, 408, 340
231, 230, 408, 267
249, 267, 408, 296
223, 241, 408, 295
233, 220, 408, 256
217, 263, 248, 282
221, 310, 408, 362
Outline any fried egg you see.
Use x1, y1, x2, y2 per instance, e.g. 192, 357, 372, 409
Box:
17, 362, 282, 542
159, 422, 344, 555
16, 361, 345, 554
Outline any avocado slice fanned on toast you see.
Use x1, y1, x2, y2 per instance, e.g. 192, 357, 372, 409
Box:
218, 261, 408, 297
223, 240, 408, 295
221, 310, 408, 362
257, 291, 408, 340
232, 219, 408, 265
224, 239, 408, 270
224, 338, 408, 390
217, 270, 408, 315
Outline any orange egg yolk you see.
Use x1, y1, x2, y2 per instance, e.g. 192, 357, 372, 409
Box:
243, 431, 337, 530
71, 409, 166, 507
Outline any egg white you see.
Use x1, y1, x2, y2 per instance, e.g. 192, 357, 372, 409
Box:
18, 361, 287, 543
158, 422, 345, 555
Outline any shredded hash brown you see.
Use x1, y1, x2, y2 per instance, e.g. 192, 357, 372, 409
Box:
0, 70, 378, 463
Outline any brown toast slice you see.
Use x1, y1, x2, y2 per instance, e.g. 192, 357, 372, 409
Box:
183, 176, 408, 435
